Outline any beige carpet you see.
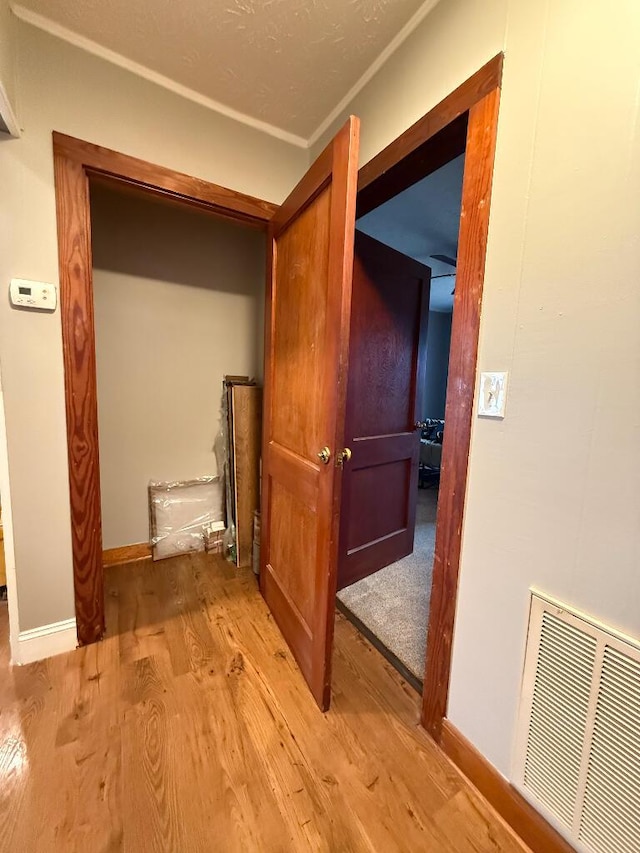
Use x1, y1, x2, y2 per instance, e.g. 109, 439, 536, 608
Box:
337, 488, 438, 680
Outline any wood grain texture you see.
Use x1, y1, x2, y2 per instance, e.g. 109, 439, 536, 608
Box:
231, 385, 262, 568
103, 542, 152, 567
0, 555, 527, 853
53, 133, 277, 228
441, 720, 576, 853
269, 136, 334, 237
358, 54, 503, 195
338, 232, 430, 590
269, 188, 330, 463
261, 116, 360, 711
53, 133, 276, 649
53, 150, 105, 646
421, 88, 502, 740
89, 173, 269, 232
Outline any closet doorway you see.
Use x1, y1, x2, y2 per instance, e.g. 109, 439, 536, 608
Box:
53, 132, 277, 647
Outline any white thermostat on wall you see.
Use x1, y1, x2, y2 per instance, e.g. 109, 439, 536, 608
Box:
9, 278, 58, 312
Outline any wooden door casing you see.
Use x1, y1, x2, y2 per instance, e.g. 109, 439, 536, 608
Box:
260, 117, 360, 710
53, 132, 277, 645
337, 232, 431, 591
54, 152, 104, 644
421, 87, 501, 739
351, 57, 502, 744
52, 53, 501, 757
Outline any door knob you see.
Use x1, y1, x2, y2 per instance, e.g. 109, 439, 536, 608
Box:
336, 447, 352, 468
317, 446, 331, 465
415, 421, 428, 430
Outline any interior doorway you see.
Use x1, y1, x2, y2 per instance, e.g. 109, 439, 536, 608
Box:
53, 132, 276, 646
337, 153, 465, 690
53, 53, 501, 741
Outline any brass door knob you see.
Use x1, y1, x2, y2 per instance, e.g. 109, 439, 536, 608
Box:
317, 446, 331, 465
336, 448, 352, 468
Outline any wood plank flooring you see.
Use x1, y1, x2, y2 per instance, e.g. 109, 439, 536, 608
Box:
0, 555, 525, 852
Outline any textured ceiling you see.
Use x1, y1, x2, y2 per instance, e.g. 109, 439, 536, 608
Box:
15, 0, 431, 140
357, 154, 465, 312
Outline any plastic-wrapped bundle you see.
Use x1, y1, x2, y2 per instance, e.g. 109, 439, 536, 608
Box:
149, 476, 224, 561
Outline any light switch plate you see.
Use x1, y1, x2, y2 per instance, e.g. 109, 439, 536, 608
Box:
478, 371, 508, 418
9, 278, 57, 312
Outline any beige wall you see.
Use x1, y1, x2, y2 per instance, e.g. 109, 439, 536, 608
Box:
315, 0, 640, 781
0, 20, 306, 632
91, 186, 265, 550
311, 0, 507, 162
4, 0, 640, 798
0, 0, 16, 117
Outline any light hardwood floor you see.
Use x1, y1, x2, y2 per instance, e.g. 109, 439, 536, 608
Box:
0, 555, 525, 852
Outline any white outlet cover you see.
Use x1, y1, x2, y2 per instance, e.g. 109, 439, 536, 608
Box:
478, 371, 508, 418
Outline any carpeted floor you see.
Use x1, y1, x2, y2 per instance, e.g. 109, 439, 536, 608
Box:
337, 488, 438, 680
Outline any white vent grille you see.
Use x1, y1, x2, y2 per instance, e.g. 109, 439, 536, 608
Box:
523, 613, 597, 826
579, 648, 640, 853
515, 592, 640, 853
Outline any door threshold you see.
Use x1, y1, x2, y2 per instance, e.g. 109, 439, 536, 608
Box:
335, 598, 424, 694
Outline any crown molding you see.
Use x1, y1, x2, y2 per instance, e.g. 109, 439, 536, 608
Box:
0, 75, 20, 137
12, 0, 441, 152
307, 0, 441, 149
11, 3, 308, 148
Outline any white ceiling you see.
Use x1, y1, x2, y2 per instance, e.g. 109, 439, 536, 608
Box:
356, 154, 465, 312
13, 0, 440, 145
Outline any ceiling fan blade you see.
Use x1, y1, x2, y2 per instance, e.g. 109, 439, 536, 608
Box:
430, 253, 457, 268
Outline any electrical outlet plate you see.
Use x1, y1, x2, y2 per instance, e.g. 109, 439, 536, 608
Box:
478, 371, 508, 418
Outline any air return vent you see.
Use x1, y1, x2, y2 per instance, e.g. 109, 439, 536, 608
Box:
515, 592, 640, 853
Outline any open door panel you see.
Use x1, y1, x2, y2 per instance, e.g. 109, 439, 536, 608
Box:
338, 231, 431, 591
260, 117, 360, 710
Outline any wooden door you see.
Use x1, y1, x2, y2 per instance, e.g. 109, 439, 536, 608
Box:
260, 117, 360, 710
337, 231, 431, 591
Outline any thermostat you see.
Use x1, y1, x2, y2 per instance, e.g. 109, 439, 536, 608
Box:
9, 279, 57, 312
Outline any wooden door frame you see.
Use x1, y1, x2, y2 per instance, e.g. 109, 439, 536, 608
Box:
356, 54, 503, 740
54, 64, 570, 851
54, 53, 501, 673
53, 131, 277, 645
356, 58, 573, 853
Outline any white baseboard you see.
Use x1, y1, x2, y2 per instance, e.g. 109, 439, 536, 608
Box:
17, 618, 78, 665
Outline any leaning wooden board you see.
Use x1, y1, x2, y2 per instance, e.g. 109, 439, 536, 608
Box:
231, 384, 262, 568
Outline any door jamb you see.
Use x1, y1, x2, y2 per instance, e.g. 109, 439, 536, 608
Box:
52, 131, 277, 645
355, 54, 503, 742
